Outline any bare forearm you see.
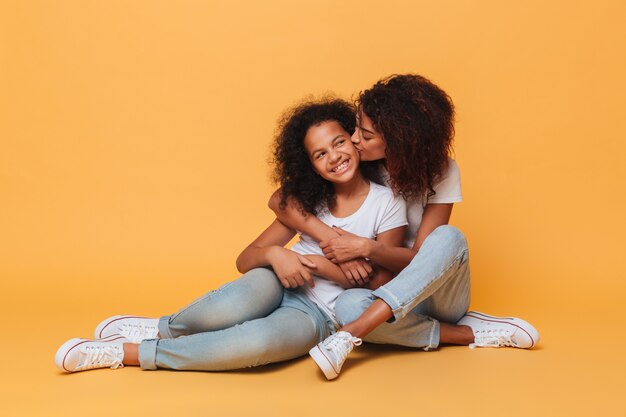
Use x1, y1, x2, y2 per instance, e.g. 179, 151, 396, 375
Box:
291, 215, 337, 242
236, 246, 281, 274
303, 255, 353, 288
269, 191, 338, 242
365, 266, 394, 290
366, 240, 416, 273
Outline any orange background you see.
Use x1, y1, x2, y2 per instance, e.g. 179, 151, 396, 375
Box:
1, 1, 625, 416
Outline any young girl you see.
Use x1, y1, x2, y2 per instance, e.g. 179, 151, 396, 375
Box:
54, 98, 408, 373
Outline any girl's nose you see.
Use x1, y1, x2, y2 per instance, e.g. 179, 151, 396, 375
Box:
329, 149, 342, 163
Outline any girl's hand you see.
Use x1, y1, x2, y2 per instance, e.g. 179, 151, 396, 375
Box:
320, 227, 372, 263
337, 258, 373, 287
267, 247, 316, 289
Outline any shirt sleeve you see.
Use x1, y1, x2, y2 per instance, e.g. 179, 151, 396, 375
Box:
428, 159, 463, 204
377, 192, 408, 234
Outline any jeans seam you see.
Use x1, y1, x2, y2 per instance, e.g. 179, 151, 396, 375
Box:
397, 248, 468, 318
167, 281, 234, 324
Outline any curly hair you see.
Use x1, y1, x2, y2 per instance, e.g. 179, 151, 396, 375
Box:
357, 74, 455, 200
272, 97, 381, 215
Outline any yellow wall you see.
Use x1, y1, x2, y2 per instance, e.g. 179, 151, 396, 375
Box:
1, 1, 625, 415
3, 1, 624, 313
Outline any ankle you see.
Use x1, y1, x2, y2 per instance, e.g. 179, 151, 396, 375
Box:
339, 324, 363, 338
122, 343, 140, 366
458, 324, 475, 344
439, 323, 475, 345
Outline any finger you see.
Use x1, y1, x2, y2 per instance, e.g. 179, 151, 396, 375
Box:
288, 277, 298, 288
297, 254, 317, 268
294, 274, 305, 287
353, 268, 367, 286
321, 246, 332, 255
301, 270, 315, 288
319, 240, 329, 249
355, 259, 373, 274
353, 276, 365, 286
280, 278, 292, 289
343, 268, 357, 286
356, 265, 370, 283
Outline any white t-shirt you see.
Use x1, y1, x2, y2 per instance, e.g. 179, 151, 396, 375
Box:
290, 181, 407, 324
394, 159, 463, 248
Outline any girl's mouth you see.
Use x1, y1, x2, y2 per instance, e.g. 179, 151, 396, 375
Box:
331, 159, 350, 173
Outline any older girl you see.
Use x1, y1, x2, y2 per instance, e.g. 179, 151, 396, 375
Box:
271, 75, 540, 380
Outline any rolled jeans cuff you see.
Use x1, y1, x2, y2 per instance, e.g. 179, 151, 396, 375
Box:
157, 316, 174, 339
372, 286, 409, 322
424, 319, 440, 351
138, 339, 159, 370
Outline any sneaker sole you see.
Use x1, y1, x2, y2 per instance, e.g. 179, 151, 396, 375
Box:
94, 315, 155, 340
55, 334, 127, 373
309, 345, 339, 380
464, 311, 540, 348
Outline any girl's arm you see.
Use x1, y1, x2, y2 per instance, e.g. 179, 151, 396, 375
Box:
301, 255, 355, 289
236, 219, 317, 289
268, 190, 338, 242
303, 224, 406, 289
321, 203, 454, 273
412, 203, 454, 251
268, 190, 374, 284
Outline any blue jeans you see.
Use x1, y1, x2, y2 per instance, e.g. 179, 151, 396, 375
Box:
138, 268, 334, 371
335, 225, 470, 351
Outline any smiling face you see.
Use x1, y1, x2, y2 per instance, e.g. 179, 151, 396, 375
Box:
303, 120, 361, 185
351, 109, 387, 161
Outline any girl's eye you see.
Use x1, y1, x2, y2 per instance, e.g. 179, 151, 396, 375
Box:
336, 140, 345, 146
316, 152, 325, 160
362, 134, 373, 140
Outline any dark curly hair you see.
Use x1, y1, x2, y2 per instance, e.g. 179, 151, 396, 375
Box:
272, 97, 381, 215
357, 74, 455, 200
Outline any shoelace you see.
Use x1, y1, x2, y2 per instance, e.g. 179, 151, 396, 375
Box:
79, 344, 124, 370
120, 322, 158, 342
470, 328, 517, 349
323, 332, 362, 355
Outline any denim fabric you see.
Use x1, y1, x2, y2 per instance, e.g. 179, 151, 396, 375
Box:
138, 268, 334, 371
335, 225, 470, 350
157, 267, 284, 339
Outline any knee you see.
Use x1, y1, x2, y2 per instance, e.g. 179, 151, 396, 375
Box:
335, 289, 373, 326
431, 225, 467, 253
241, 268, 283, 299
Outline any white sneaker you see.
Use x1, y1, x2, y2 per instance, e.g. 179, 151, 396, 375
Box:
457, 311, 540, 349
55, 335, 128, 373
94, 315, 159, 343
309, 331, 362, 380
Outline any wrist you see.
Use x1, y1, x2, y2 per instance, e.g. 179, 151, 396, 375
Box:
365, 239, 380, 258
265, 246, 284, 265
323, 228, 341, 242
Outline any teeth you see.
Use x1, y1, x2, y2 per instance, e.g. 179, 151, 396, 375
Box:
332, 160, 349, 173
